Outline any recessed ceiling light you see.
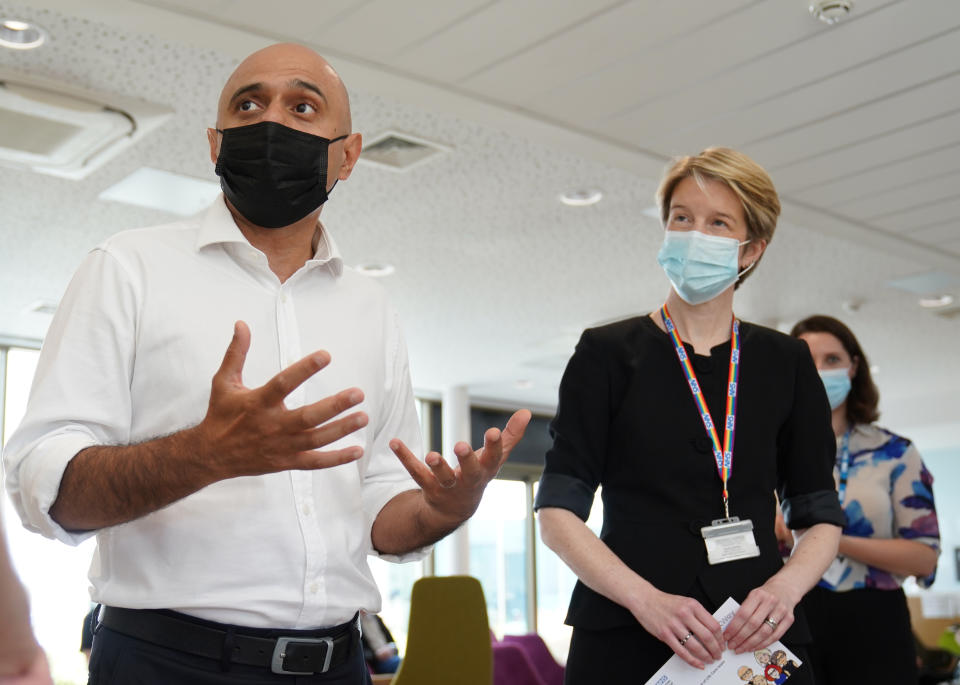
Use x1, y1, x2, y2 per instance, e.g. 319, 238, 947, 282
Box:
809, 1, 853, 25
918, 294, 955, 309
559, 189, 603, 207
0, 19, 47, 50
514, 379, 534, 390
355, 262, 395, 277
641, 205, 661, 220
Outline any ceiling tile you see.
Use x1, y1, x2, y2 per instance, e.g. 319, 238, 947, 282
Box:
606, 0, 960, 141
790, 143, 960, 207
389, 0, 624, 83
460, 0, 751, 109
643, 29, 960, 154
831, 170, 960, 221
873, 196, 960, 233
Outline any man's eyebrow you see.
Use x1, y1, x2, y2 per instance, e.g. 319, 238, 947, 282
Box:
227, 80, 328, 106
228, 82, 262, 105
289, 79, 327, 103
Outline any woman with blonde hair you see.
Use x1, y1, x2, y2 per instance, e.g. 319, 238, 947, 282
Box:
536, 148, 844, 682
791, 314, 940, 684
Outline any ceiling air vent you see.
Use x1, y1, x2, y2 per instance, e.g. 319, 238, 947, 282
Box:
0, 68, 172, 180
359, 131, 447, 172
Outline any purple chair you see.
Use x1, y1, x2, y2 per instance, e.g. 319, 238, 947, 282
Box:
501, 634, 564, 685
492, 642, 547, 685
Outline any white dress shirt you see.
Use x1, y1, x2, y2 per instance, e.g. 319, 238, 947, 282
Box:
3, 197, 424, 628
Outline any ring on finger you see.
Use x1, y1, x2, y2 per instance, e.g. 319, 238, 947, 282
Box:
763, 617, 778, 629
679, 632, 693, 646
440, 477, 457, 488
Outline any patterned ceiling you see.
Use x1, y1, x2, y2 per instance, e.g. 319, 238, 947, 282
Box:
1, 0, 958, 446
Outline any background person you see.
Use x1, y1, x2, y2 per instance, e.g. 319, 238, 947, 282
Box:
535, 147, 844, 683
790, 314, 940, 685
3, 43, 529, 684
0, 509, 52, 685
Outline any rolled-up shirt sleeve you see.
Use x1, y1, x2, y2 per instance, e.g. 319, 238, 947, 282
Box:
776, 342, 845, 529
534, 330, 609, 520
3, 247, 139, 545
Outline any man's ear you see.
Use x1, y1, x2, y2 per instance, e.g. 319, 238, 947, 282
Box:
207, 128, 220, 165
337, 132, 363, 181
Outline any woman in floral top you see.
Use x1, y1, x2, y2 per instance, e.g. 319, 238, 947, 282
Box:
790, 315, 940, 684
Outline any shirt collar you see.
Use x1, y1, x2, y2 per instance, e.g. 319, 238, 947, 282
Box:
310, 221, 344, 276
195, 195, 343, 276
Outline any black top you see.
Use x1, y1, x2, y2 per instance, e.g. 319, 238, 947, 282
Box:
534, 315, 844, 639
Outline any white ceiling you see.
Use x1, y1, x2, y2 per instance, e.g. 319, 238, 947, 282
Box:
1, 0, 959, 447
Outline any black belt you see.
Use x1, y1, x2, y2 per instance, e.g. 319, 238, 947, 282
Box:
98, 606, 356, 675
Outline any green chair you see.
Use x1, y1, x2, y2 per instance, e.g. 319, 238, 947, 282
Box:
391, 575, 493, 685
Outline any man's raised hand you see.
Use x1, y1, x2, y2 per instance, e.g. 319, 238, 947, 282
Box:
196, 321, 368, 478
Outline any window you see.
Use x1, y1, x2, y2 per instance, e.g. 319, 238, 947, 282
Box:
468, 479, 531, 636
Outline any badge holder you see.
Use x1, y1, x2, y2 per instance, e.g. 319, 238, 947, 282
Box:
701, 516, 760, 565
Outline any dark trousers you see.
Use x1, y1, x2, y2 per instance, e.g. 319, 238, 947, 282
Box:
803, 585, 918, 685
88, 620, 373, 685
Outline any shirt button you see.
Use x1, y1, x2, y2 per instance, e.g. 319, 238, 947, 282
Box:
302, 505, 311, 516
309, 583, 319, 594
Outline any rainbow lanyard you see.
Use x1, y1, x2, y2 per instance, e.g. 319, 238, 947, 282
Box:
660, 304, 741, 518
837, 429, 852, 506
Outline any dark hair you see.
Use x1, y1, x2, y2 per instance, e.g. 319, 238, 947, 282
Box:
789, 315, 880, 425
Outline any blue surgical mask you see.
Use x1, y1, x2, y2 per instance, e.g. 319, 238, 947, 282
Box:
656, 230, 753, 305
819, 367, 852, 410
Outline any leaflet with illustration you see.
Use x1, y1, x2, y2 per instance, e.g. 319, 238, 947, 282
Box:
644, 597, 802, 685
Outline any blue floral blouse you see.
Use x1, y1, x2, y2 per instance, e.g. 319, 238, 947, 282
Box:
819, 423, 940, 592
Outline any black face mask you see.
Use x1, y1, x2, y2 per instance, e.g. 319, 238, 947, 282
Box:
215, 121, 348, 229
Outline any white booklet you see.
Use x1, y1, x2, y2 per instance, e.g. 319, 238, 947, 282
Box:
644, 597, 802, 685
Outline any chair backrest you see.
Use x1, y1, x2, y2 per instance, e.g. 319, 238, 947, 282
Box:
501, 634, 564, 685
392, 575, 493, 685
492, 642, 548, 685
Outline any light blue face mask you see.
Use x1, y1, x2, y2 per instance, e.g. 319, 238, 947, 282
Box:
819, 367, 852, 410
656, 230, 753, 305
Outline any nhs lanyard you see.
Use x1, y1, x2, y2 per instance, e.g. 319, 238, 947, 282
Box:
837, 429, 852, 505
660, 305, 741, 518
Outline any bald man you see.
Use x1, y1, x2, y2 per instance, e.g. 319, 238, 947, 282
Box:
3, 44, 529, 684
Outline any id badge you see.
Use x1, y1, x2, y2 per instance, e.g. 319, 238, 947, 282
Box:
700, 517, 760, 565
821, 556, 848, 586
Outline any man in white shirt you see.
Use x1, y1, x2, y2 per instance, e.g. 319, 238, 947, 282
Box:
3, 43, 530, 684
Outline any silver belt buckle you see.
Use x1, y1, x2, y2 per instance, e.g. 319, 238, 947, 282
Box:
271, 636, 334, 675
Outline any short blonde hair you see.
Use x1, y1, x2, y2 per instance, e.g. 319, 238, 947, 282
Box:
656, 147, 780, 285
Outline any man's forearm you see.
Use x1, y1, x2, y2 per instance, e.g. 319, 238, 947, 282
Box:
370, 490, 463, 556
49, 425, 219, 532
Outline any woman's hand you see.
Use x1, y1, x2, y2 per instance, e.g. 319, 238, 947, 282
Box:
722, 576, 800, 654
629, 587, 725, 669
